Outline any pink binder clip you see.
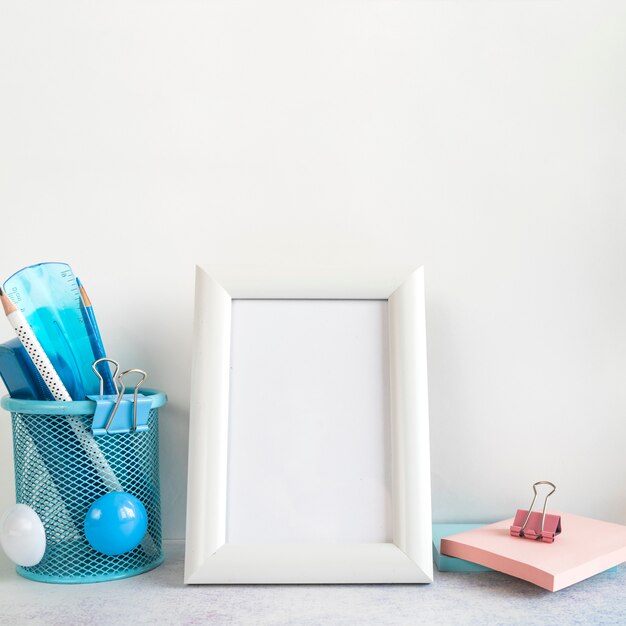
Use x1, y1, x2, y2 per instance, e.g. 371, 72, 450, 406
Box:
510, 481, 562, 543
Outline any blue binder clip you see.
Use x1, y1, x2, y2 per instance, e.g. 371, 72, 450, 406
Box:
88, 358, 150, 436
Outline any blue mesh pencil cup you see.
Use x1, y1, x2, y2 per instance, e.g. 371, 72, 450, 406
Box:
1, 389, 167, 583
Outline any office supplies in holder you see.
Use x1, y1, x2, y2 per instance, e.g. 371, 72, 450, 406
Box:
510, 481, 562, 543
1, 262, 168, 584
88, 358, 151, 436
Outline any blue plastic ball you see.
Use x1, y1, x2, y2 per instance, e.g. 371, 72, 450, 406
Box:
84, 492, 147, 556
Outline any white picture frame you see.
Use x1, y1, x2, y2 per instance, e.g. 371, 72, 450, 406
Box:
185, 265, 432, 584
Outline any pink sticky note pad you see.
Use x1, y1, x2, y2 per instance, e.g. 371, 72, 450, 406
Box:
441, 512, 626, 592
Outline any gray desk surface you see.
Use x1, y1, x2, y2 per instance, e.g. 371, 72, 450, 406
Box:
0, 541, 624, 625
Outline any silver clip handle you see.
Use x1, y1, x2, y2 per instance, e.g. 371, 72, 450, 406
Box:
92, 358, 120, 400
103, 368, 147, 433
520, 481, 556, 538
118, 369, 147, 432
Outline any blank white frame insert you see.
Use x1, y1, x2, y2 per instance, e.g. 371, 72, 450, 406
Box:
227, 299, 391, 545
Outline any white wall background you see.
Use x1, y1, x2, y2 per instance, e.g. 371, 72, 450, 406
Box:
0, 1, 625, 542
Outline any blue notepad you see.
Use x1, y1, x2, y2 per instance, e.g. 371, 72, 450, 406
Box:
433, 523, 492, 572
0, 338, 55, 401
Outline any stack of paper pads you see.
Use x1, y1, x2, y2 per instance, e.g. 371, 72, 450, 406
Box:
433, 514, 626, 592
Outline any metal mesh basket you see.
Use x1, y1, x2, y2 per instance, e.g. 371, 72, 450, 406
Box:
1, 389, 167, 584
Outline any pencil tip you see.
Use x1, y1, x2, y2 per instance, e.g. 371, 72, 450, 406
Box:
0, 287, 14, 315
76, 277, 82, 287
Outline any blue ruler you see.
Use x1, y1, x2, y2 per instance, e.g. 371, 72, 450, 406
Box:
3, 262, 100, 399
